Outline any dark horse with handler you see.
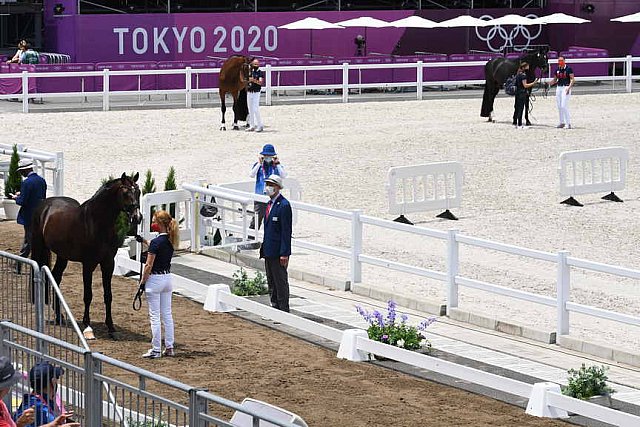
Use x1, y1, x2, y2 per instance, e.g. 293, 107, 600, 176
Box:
481, 47, 549, 122
219, 55, 250, 130
31, 173, 142, 338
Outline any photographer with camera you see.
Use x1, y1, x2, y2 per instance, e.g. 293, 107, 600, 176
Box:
249, 144, 287, 236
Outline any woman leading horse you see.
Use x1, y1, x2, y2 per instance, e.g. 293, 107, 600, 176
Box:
481, 47, 549, 122
219, 55, 251, 130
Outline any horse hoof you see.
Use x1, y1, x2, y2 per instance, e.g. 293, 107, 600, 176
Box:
232, 126, 240, 131
108, 331, 118, 341
220, 126, 226, 131
83, 326, 96, 340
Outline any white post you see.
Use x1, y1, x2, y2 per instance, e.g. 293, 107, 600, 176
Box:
102, 69, 110, 111
265, 64, 272, 106
416, 61, 423, 101
21, 71, 29, 113
350, 209, 362, 288
342, 63, 349, 103
446, 229, 459, 314
54, 152, 64, 196
556, 250, 570, 335
185, 67, 192, 108
625, 55, 632, 94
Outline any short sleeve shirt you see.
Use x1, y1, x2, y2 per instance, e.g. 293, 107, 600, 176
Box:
515, 72, 527, 95
248, 68, 263, 93
148, 234, 174, 273
555, 66, 573, 86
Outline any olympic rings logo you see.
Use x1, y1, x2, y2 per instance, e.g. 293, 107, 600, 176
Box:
475, 14, 542, 53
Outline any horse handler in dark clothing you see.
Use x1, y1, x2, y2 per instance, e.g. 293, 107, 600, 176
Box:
513, 67, 536, 126
513, 62, 539, 129
14, 160, 46, 272
259, 174, 292, 312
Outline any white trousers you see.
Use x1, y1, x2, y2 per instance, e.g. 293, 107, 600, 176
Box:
556, 86, 571, 126
146, 274, 175, 352
248, 91, 263, 129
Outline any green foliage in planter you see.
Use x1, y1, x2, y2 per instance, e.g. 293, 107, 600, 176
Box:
127, 417, 168, 427
142, 169, 156, 195
4, 144, 22, 198
163, 166, 177, 218
561, 364, 614, 400
356, 300, 436, 351
231, 267, 268, 296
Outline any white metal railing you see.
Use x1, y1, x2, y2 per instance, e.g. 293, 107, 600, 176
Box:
0, 143, 64, 196
171, 183, 640, 340
1, 56, 638, 112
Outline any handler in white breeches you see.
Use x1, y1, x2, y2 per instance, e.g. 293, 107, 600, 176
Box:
548, 56, 575, 129
247, 57, 264, 133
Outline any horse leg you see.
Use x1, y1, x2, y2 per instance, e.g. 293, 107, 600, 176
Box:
51, 257, 68, 324
481, 80, 496, 121
220, 91, 227, 131
231, 91, 240, 130
100, 257, 117, 338
82, 262, 96, 329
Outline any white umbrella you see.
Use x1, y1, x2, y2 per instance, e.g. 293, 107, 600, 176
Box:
438, 15, 491, 28
611, 12, 640, 23
485, 14, 538, 26
335, 16, 390, 56
531, 13, 590, 25
278, 17, 344, 58
390, 16, 440, 29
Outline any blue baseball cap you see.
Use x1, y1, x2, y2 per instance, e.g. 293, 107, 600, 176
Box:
260, 144, 276, 156
29, 362, 64, 387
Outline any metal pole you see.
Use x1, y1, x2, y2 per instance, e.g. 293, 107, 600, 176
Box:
168, 0, 170, 13
84, 352, 103, 426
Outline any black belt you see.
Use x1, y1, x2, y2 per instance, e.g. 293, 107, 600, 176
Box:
151, 270, 171, 275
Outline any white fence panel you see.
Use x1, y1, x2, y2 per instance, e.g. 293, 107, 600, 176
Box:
387, 162, 463, 216
0, 143, 64, 196
559, 146, 628, 197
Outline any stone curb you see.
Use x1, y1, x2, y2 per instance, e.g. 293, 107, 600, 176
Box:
557, 336, 640, 368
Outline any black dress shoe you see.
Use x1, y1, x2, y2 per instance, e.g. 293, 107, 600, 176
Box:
525, 121, 532, 126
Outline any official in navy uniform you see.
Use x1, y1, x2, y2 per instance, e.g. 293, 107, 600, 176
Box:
14, 160, 47, 263
259, 174, 292, 312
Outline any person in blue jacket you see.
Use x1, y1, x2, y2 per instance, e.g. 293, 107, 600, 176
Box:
259, 174, 292, 312
13, 160, 47, 264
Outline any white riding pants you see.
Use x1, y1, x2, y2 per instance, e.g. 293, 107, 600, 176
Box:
556, 86, 571, 126
248, 91, 263, 129
145, 273, 175, 352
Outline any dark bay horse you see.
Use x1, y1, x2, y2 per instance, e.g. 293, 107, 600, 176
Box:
31, 173, 142, 338
219, 55, 250, 130
481, 47, 549, 122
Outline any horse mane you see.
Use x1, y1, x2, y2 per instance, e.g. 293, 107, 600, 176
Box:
84, 177, 123, 205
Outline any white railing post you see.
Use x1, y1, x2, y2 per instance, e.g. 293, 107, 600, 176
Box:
556, 250, 570, 335
185, 67, 192, 108
350, 209, 362, 287
54, 152, 64, 196
416, 61, 423, 101
21, 71, 29, 113
102, 68, 110, 111
446, 229, 459, 313
625, 55, 632, 93
265, 64, 272, 106
342, 63, 349, 103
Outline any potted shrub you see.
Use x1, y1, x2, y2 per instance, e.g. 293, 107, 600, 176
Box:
163, 167, 177, 218
356, 300, 436, 359
3, 145, 23, 220
231, 267, 268, 296
562, 364, 615, 408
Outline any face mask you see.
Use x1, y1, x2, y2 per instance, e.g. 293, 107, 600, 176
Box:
263, 157, 273, 164
558, 61, 565, 67
265, 186, 276, 196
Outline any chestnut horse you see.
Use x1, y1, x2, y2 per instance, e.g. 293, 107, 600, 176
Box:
480, 47, 549, 122
219, 55, 250, 130
31, 173, 142, 338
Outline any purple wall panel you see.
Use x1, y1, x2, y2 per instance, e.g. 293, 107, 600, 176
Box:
189, 60, 219, 89
95, 62, 158, 91
34, 63, 95, 93
0, 64, 37, 94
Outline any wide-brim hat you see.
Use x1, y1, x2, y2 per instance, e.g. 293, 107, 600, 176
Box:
0, 356, 21, 389
17, 159, 33, 171
265, 174, 283, 189
260, 144, 277, 156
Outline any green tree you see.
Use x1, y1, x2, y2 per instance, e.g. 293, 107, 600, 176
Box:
163, 167, 177, 217
4, 145, 22, 198
142, 169, 156, 195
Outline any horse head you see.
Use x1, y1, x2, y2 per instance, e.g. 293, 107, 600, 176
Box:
241, 56, 251, 86
528, 46, 549, 73
117, 172, 142, 226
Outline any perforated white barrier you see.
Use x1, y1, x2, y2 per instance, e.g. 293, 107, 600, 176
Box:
558, 147, 628, 205
387, 162, 463, 221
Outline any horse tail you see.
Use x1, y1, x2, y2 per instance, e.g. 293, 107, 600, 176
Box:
481, 62, 497, 118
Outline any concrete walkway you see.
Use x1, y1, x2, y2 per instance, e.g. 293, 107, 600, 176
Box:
171, 251, 640, 412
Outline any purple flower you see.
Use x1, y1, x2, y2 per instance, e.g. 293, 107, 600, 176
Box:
386, 300, 397, 325
400, 314, 408, 324
373, 310, 385, 327
418, 317, 437, 331
355, 305, 374, 325
381, 334, 389, 342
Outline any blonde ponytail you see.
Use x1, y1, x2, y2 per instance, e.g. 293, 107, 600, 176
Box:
154, 210, 180, 249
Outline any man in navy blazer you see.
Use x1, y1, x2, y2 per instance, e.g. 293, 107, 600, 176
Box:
260, 174, 292, 312
14, 160, 47, 262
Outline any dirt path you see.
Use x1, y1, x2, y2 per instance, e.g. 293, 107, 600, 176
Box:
0, 221, 566, 426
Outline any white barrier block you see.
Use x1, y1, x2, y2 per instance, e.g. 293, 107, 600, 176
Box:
203, 284, 236, 312
337, 329, 370, 362
526, 382, 569, 419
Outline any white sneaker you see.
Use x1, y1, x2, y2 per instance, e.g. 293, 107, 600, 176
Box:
256, 127, 264, 133
566, 124, 572, 129
556, 123, 565, 129
142, 349, 161, 359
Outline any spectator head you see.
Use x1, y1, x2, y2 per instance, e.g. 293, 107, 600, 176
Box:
29, 362, 64, 395
0, 356, 21, 399
519, 61, 530, 71
264, 174, 283, 197
558, 56, 566, 67
18, 40, 29, 50
250, 57, 260, 68
17, 160, 34, 177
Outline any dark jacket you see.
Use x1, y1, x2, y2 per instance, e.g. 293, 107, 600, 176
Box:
15, 172, 47, 226
261, 194, 292, 258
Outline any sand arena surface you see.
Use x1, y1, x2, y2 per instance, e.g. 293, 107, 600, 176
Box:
2, 92, 640, 353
